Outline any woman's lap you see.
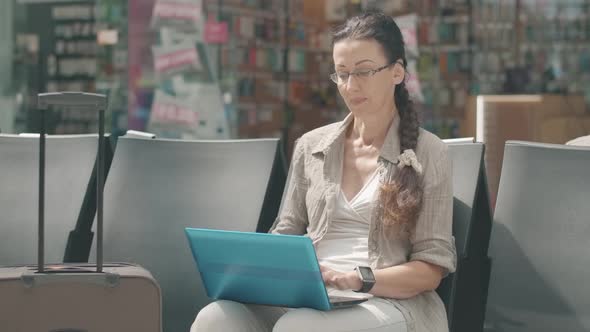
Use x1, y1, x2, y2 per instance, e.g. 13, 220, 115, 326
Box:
191, 298, 407, 332
190, 300, 288, 332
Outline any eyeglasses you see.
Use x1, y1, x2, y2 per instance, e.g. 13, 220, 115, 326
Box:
329, 61, 401, 85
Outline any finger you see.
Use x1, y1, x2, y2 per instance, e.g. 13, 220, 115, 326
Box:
328, 278, 337, 288
327, 277, 338, 289
339, 275, 355, 290
334, 276, 348, 290
322, 271, 336, 284
322, 271, 342, 288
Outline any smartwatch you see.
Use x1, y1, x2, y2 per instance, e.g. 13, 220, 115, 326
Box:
353, 266, 376, 293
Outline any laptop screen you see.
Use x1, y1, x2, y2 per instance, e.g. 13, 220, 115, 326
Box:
185, 228, 332, 311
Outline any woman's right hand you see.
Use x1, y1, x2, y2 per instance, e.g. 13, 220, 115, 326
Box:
320, 265, 362, 291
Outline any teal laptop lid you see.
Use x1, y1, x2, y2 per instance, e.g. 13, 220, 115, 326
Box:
184, 228, 366, 311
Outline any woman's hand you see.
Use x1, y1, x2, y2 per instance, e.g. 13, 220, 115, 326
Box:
320, 265, 362, 291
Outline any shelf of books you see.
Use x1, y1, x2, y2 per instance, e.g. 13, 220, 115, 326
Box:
201, 0, 343, 153
95, 0, 129, 136
13, 1, 100, 134
46, 2, 100, 134
120, 0, 589, 144
206, 0, 287, 140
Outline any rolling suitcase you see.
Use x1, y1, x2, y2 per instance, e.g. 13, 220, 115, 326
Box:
0, 92, 162, 332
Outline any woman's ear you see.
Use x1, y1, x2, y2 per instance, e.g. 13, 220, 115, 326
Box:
392, 61, 405, 85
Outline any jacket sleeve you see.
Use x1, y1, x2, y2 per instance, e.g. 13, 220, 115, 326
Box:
269, 139, 309, 235
409, 143, 457, 276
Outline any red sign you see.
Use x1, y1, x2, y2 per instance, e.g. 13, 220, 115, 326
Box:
154, 48, 199, 73
153, 1, 202, 23
204, 21, 229, 44
151, 101, 199, 126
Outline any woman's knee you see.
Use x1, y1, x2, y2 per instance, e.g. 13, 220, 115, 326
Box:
272, 308, 323, 332
191, 300, 249, 332
272, 299, 408, 332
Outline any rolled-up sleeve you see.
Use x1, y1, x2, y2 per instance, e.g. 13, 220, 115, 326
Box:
409, 144, 457, 276
269, 139, 309, 235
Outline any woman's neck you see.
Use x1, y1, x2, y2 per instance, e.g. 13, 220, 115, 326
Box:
349, 108, 398, 149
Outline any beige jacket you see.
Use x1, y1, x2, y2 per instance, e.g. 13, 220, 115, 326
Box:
271, 113, 457, 332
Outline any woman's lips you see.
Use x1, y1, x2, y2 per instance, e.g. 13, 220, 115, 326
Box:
349, 97, 367, 106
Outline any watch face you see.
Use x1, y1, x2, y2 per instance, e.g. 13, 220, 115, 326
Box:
358, 266, 375, 280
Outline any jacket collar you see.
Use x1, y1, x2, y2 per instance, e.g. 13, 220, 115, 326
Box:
311, 112, 401, 164
311, 113, 352, 157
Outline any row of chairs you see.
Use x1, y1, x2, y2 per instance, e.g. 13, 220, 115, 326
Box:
1, 133, 588, 331
0, 133, 287, 332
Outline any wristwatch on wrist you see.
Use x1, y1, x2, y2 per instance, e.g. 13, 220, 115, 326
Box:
353, 266, 376, 293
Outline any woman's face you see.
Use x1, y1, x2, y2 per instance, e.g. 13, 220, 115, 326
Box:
332, 38, 404, 116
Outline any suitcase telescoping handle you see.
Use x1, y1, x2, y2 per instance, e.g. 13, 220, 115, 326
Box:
37, 92, 107, 273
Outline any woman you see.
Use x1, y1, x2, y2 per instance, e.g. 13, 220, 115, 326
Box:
191, 11, 456, 332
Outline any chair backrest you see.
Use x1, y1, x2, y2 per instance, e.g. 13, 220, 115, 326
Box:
93, 137, 285, 332
485, 141, 590, 332
444, 141, 489, 258
0, 134, 99, 265
438, 140, 493, 332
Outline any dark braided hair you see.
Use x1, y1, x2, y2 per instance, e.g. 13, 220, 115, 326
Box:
333, 11, 423, 231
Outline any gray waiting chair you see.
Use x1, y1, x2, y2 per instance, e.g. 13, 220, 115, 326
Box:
92, 137, 286, 332
0, 134, 101, 265
439, 139, 493, 332
485, 141, 590, 332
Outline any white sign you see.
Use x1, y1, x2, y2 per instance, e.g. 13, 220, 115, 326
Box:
148, 84, 229, 139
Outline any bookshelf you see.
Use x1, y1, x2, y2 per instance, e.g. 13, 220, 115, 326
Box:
203, 0, 342, 153
95, 0, 129, 136
199, 0, 590, 146
48, 2, 99, 134
203, 0, 286, 139
12, 1, 100, 134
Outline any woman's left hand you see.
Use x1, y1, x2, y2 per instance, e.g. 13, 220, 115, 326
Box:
320, 265, 362, 291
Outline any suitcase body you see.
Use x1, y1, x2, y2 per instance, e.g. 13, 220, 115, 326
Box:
0, 264, 161, 332
0, 92, 162, 331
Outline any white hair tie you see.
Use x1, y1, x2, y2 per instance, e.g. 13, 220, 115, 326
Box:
397, 149, 423, 174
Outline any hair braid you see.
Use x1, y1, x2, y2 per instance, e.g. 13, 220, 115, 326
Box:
380, 81, 424, 232
396, 81, 420, 151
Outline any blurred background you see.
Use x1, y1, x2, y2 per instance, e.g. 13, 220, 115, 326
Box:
1, 0, 590, 205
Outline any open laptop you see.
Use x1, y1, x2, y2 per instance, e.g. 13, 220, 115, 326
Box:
184, 228, 369, 311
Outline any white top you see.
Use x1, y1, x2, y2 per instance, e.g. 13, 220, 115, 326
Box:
316, 168, 380, 273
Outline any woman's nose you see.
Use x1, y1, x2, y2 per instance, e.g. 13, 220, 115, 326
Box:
343, 75, 361, 91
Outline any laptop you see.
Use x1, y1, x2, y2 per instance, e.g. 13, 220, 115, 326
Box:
184, 228, 369, 311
